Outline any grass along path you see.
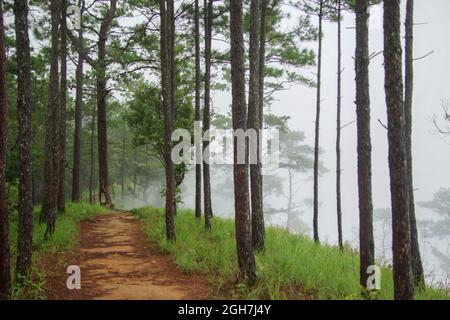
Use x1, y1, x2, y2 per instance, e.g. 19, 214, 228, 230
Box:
133, 207, 450, 300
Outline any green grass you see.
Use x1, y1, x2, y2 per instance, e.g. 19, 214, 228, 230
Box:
9, 202, 108, 299
133, 207, 450, 300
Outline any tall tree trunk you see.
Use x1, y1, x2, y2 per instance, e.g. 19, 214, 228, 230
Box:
336, 0, 343, 250
168, 0, 176, 121
257, 0, 267, 233
14, 0, 34, 281
120, 124, 126, 201
168, 0, 178, 215
248, 0, 264, 252
404, 0, 424, 288
96, 0, 116, 208
0, 0, 10, 300
160, 0, 176, 242
42, 0, 61, 238
194, 0, 202, 219
313, 0, 323, 244
383, 0, 414, 300
203, 0, 213, 229
57, 0, 68, 213
72, 1, 84, 203
230, 0, 256, 285
89, 104, 96, 204
355, 0, 375, 294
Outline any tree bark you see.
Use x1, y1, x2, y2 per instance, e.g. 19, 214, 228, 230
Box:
96, 0, 117, 209
0, 0, 10, 300
41, 0, 61, 238
355, 0, 375, 293
120, 124, 126, 201
203, 0, 213, 229
72, 0, 84, 203
313, 0, 323, 244
404, 0, 424, 288
168, 0, 176, 122
89, 103, 96, 204
14, 0, 34, 281
57, 0, 68, 213
160, 0, 176, 242
230, 0, 256, 285
194, 0, 202, 219
336, 0, 343, 250
257, 0, 267, 236
248, 0, 264, 252
383, 0, 414, 300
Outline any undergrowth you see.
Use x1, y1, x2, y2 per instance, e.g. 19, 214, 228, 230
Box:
133, 207, 450, 300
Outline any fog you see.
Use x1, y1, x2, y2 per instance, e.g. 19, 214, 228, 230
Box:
176, 1, 450, 285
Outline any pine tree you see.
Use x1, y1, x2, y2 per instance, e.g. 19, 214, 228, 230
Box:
248, 0, 265, 251
355, 0, 375, 294
383, 0, 414, 300
14, 0, 34, 282
57, 0, 68, 213
41, 0, 61, 238
160, 0, 176, 242
0, 0, 10, 300
403, 0, 425, 288
194, 0, 202, 219
203, 0, 214, 229
72, 0, 84, 203
230, 0, 256, 284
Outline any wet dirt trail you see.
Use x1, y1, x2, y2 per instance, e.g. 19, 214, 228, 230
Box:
45, 212, 211, 300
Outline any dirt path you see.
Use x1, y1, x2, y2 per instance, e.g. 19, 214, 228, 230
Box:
45, 212, 211, 300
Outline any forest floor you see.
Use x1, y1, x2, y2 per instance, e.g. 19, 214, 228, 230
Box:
44, 211, 211, 300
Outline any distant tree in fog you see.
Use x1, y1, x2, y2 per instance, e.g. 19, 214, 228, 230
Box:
418, 188, 450, 239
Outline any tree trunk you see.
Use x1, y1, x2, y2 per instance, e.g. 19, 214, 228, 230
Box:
41, 0, 60, 239
160, 0, 176, 242
257, 0, 267, 234
404, 0, 424, 288
313, 0, 323, 244
72, 1, 84, 203
194, 0, 202, 219
203, 0, 213, 229
97, 53, 112, 208
14, 0, 34, 281
57, 0, 68, 213
96, 0, 117, 209
230, 0, 256, 285
168, 0, 176, 122
89, 104, 96, 204
248, 0, 264, 252
336, 0, 343, 250
0, 0, 10, 300
383, 0, 414, 300
355, 0, 375, 294
120, 124, 126, 201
